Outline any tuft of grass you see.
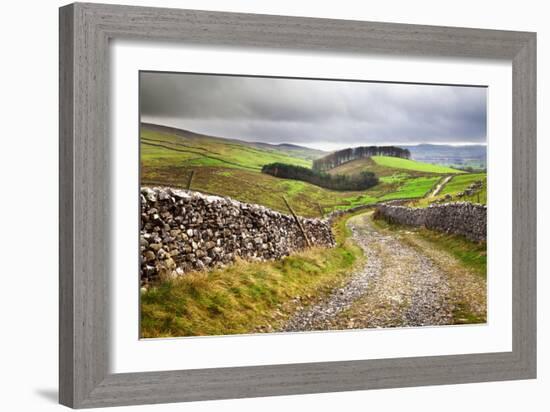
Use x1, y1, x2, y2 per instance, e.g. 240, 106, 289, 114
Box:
140, 213, 364, 338
452, 303, 487, 324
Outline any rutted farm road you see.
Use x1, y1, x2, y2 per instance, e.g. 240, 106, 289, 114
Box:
281, 212, 486, 331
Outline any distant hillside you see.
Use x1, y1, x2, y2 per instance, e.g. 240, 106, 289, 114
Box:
399, 144, 486, 169
141, 123, 325, 162
248, 142, 326, 161
140, 123, 313, 172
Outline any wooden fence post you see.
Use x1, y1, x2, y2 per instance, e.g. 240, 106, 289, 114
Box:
317, 203, 324, 218
186, 170, 195, 190
282, 196, 311, 248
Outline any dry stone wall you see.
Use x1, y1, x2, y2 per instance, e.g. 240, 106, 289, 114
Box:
375, 202, 486, 242
140, 187, 335, 285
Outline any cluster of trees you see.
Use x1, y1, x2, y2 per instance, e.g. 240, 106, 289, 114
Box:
312, 146, 411, 171
262, 162, 379, 191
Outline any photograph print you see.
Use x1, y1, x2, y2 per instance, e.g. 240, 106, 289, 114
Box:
139, 72, 487, 338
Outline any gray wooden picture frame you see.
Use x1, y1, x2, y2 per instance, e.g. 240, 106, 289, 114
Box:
59, 2, 536, 409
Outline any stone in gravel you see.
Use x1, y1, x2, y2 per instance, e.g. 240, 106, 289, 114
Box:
157, 248, 168, 259
143, 250, 156, 262
149, 243, 162, 252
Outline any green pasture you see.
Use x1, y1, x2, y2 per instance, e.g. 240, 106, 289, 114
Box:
371, 156, 464, 174
410, 173, 487, 207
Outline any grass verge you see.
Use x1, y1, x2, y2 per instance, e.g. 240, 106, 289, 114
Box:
414, 229, 486, 279
372, 218, 486, 278
140, 213, 364, 338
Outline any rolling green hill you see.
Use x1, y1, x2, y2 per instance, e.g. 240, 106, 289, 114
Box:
140, 124, 474, 217
327, 156, 463, 179
247, 141, 326, 161
371, 156, 464, 174
141, 126, 312, 171
327, 158, 395, 177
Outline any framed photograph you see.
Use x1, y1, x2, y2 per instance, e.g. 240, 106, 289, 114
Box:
59, 3, 536, 408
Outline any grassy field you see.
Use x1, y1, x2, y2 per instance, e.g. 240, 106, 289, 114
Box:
409, 173, 487, 207
330, 176, 441, 210
141, 126, 476, 217
440, 173, 487, 198
141, 128, 312, 171
140, 212, 364, 337
371, 155, 464, 174
379, 176, 441, 200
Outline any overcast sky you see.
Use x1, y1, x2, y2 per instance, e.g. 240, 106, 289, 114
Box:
140, 72, 487, 151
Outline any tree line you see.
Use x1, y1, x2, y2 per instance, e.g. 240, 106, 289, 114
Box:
262, 162, 379, 191
312, 146, 411, 172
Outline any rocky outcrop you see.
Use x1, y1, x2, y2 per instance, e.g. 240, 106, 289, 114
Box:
140, 187, 335, 285
375, 202, 486, 242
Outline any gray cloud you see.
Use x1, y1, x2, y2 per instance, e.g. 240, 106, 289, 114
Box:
140, 72, 486, 150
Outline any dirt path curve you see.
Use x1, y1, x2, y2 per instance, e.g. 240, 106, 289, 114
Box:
281, 212, 464, 332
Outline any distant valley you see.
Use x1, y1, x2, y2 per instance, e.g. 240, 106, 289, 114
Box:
399, 144, 487, 170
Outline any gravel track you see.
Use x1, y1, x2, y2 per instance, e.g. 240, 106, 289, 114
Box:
429, 175, 453, 197
281, 212, 478, 332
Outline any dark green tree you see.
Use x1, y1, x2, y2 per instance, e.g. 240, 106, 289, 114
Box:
262, 163, 379, 191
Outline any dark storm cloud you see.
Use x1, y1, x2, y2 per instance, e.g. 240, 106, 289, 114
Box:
140, 72, 486, 150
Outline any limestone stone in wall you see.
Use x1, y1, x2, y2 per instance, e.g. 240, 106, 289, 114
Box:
375, 202, 486, 242
140, 187, 335, 285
